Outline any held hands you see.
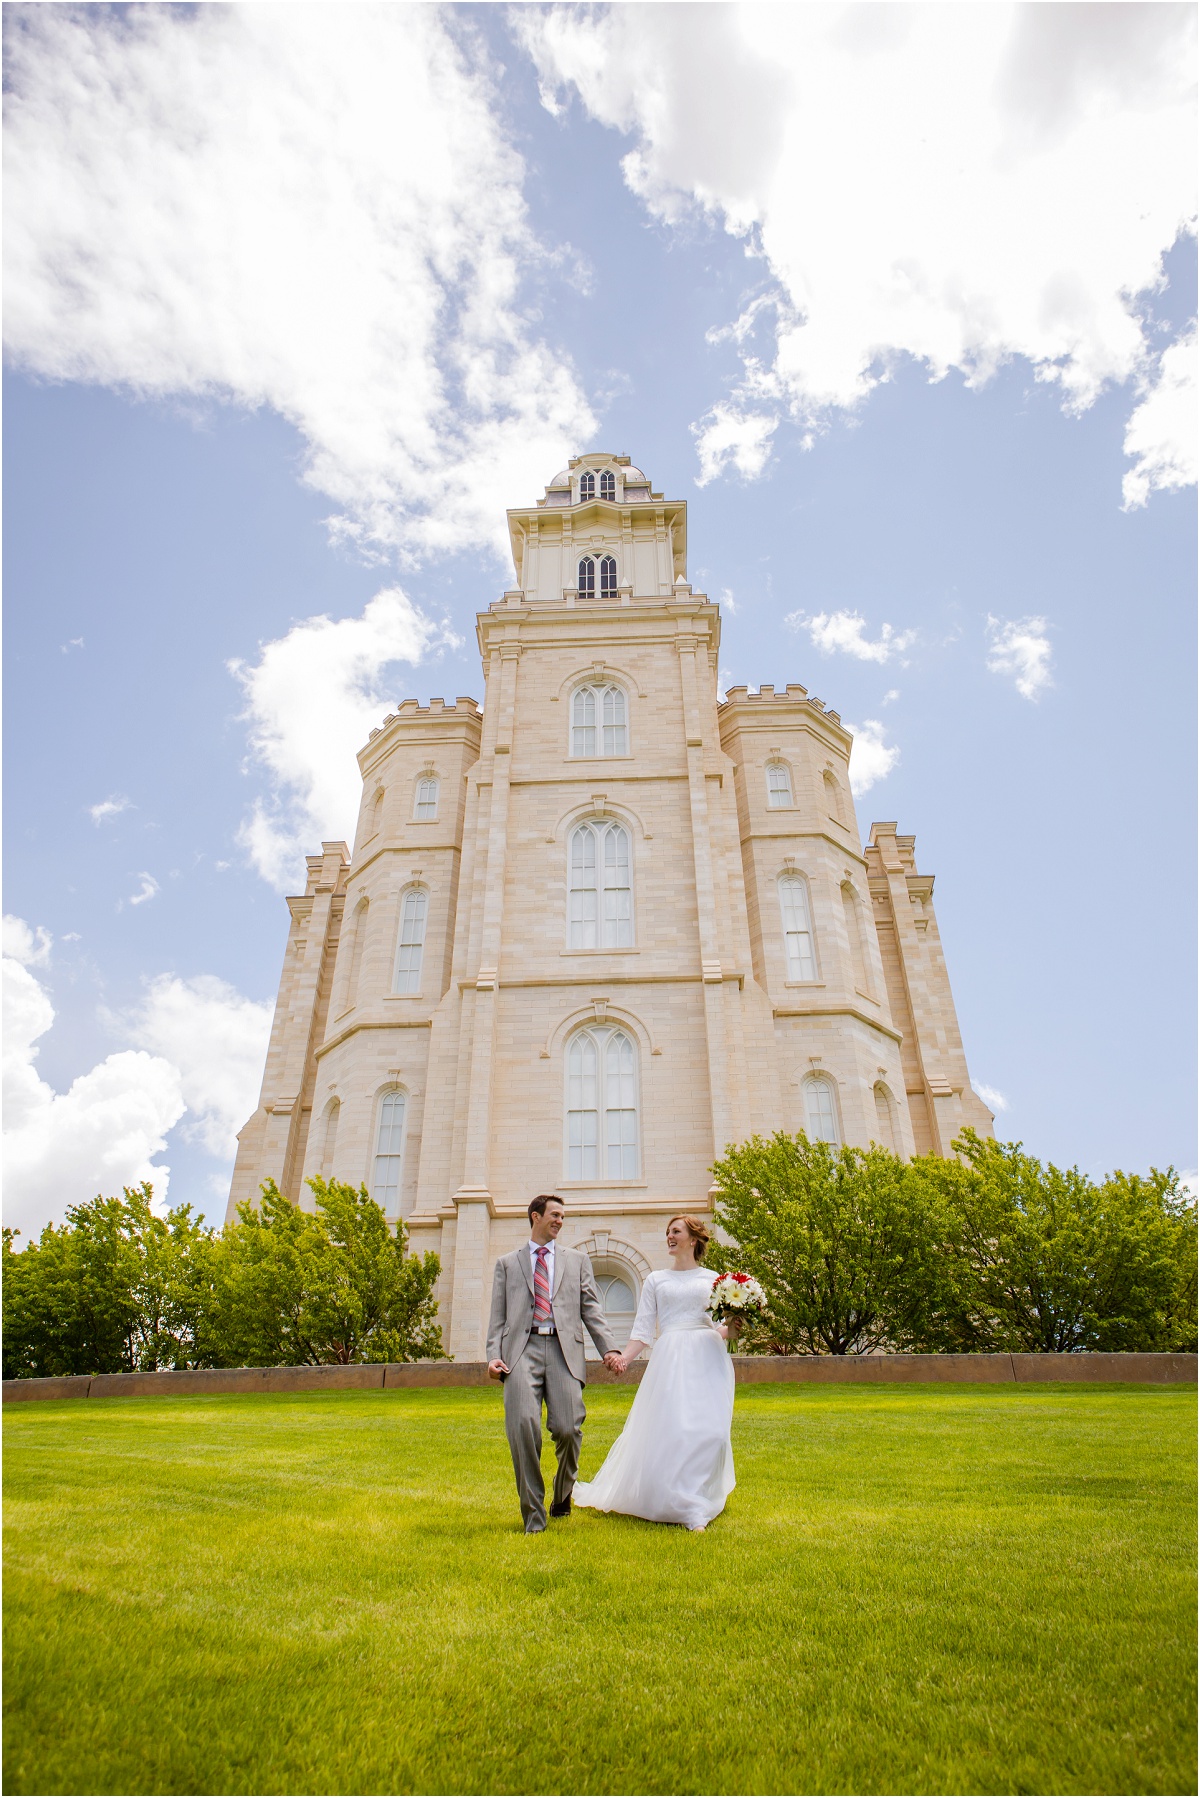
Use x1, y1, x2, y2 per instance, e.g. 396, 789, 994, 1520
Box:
602, 1351, 626, 1375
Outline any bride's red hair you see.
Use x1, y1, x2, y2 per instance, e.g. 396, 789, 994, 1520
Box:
667, 1215, 711, 1262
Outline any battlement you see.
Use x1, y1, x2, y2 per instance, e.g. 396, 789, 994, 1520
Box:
719, 684, 842, 725
366, 696, 481, 743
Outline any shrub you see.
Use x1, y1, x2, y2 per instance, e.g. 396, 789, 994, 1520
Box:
708, 1133, 952, 1354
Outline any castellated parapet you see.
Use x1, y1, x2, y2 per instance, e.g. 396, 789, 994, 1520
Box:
229, 455, 992, 1358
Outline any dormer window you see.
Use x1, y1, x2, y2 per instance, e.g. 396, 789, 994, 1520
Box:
578, 556, 596, 598
599, 470, 615, 500
579, 470, 595, 500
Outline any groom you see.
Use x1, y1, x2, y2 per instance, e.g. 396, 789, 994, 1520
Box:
487, 1195, 623, 1534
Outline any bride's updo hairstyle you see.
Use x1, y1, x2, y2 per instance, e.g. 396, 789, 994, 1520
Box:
667, 1215, 711, 1263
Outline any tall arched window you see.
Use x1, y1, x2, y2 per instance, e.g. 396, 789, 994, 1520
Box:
778, 875, 817, 980
566, 1027, 640, 1179
414, 777, 439, 820
599, 554, 618, 597
841, 881, 872, 994
372, 1089, 407, 1212
319, 1099, 340, 1179
767, 762, 793, 808
569, 821, 632, 948
571, 683, 627, 756
393, 888, 428, 993
804, 1076, 840, 1145
824, 770, 845, 824
369, 790, 384, 837
343, 896, 370, 1013
873, 1083, 897, 1152
599, 470, 616, 500
577, 556, 595, 597
579, 470, 595, 501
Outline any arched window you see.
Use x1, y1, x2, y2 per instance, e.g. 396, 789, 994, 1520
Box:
824, 770, 844, 824
841, 881, 872, 994
393, 888, 428, 994
414, 777, 439, 820
319, 1098, 340, 1179
804, 1076, 840, 1145
599, 469, 616, 501
873, 1083, 897, 1153
588, 1268, 637, 1354
372, 1089, 407, 1213
778, 875, 817, 981
599, 554, 618, 597
577, 556, 596, 597
369, 790, 384, 837
566, 1027, 640, 1179
569, 821, 633, 949
579, 470, 595, 501
767, 762, 793, 808
343, 896, 370, 1013
571, 683, 628, 756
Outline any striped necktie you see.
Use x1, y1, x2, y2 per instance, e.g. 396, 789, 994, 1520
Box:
533, 1247, 553, 1323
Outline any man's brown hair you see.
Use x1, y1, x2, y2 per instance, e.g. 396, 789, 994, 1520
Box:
528, 1193, 564, 1224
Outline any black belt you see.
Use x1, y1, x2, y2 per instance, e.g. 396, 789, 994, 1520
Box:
531, 1324, 557, 1335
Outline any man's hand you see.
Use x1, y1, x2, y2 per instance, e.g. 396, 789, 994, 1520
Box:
487, 1358, 509, 1381
602, 1351, 625, 1374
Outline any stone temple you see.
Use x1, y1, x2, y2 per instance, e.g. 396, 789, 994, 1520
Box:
229, 454, 993, 1358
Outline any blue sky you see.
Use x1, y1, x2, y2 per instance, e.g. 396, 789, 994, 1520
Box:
4, 3, 1195, 1236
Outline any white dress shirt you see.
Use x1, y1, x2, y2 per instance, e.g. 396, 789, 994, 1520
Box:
528, 1238, 556, 1321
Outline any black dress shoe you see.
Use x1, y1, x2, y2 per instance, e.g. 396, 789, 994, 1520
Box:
549, 1497, 572, 1519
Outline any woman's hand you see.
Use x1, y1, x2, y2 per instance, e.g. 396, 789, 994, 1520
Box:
718, 1318, 743, 1342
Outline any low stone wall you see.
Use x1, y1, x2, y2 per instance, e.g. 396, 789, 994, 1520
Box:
3, 1350, 1195, 1403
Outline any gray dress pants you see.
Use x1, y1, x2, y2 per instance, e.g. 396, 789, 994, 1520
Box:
503, 1332, 586, 1531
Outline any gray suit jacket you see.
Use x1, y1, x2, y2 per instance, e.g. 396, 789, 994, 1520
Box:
486, 1244, 618, 1385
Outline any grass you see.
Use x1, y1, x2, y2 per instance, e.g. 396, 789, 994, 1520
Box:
3, 1382, 1195, 1796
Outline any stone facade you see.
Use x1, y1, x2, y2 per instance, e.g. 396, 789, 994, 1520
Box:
228, 453, 993, 1357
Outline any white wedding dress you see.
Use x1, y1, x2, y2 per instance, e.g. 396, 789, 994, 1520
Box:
575, 1267, 736, 1529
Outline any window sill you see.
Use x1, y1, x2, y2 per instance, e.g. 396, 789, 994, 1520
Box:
783, 981, 825, 989
559, 1180, 647, 1190
384, 993, 425, 1001
560, 948, 639, 957
409, 818, 439, 825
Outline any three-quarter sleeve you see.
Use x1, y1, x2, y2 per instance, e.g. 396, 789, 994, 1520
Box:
630, 1273, 659, 1344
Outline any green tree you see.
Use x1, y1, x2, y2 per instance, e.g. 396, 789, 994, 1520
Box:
708, 1132, 952, 1354
914, 1131, 1198, 1353
1, 1185, 219, 1377
211, 1178, 445, 1366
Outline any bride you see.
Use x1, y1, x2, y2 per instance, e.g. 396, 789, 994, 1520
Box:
575, 1215, 738, 1531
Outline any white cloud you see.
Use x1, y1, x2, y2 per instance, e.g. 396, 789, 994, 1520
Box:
972, 1081, 1010, 1114
692, 402, 777, 485
881, 689, 900, 706
127, 873, 160, 907
3, 937, 184, 1241
846, 719, 899, 796
719, 588, 739, 616
61, 637, 84, 654
90, 795, 131, 825
230, 584, 457, 889
3, 915, 52, 969
787, 608, 914, 664
122, 975, 273, 1161
1123, 327, 1198, 508
4, 5, 595, 563
986, 614, 1054, 701
520, 3, 1197, 506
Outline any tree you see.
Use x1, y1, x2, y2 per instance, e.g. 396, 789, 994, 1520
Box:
211, 1178, 446, 1366
708, 1132, 952, 1355
1, 1185, 218, 1378
912, 1132, 1198, 1354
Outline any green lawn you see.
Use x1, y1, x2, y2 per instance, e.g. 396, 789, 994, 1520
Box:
3, 1383, 1195, 1796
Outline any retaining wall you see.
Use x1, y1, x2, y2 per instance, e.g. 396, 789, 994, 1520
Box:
3, 1351, 1195, 1403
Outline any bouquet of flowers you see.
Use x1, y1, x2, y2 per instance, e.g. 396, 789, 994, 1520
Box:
707, 1271, 768, 1348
